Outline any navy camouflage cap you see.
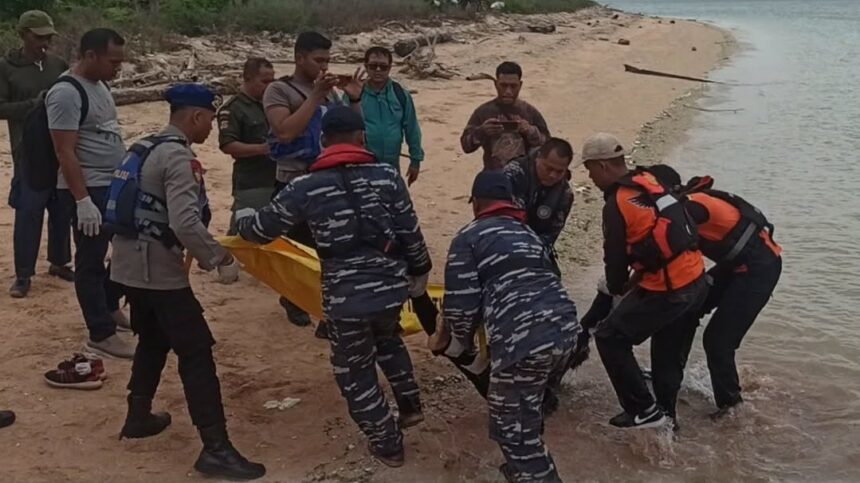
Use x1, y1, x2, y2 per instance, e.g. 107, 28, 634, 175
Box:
470, 170, 513, 202
322, 106, 365, 135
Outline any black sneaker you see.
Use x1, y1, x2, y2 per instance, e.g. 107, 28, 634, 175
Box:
609, 405, 667, 429
48, 264, 75, 282
9, 278, 30, 298
710, 398, 743, 421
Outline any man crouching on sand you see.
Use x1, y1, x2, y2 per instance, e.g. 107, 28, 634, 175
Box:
237, 106, 432, 467
431, 170, 579, 483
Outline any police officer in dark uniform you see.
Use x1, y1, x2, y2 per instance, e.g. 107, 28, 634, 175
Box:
237, 106, 431, 467
109, 84, 264, 480
436, 170, 579, 483
504, 137, 575, 260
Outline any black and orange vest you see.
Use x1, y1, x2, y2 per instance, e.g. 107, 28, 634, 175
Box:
686, 190, 781, 262
614, 170, 704, 291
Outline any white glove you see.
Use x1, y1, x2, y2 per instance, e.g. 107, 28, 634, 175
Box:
76, 196, 102, 237
216, 257, 240, 284
407, 272, 429, 298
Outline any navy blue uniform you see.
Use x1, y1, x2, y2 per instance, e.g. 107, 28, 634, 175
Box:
238, 144, 430, 456
443, 202, 578, 483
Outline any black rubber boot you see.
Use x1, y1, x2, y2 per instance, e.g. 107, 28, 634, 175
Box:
314, 320, 330, 340
280, 297, 312, 327
368, 442, 404, 468
0, 410, 15, 429
194, 424, 266, 480
396, 396, 424, 429
119, 395, 172, 439
542, 387, 560, 417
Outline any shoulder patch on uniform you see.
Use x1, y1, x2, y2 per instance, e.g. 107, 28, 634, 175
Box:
537, 205, 552, 219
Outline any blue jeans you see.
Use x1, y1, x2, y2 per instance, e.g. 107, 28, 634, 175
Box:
8, 177, 72, 279
58, 187, 122, 341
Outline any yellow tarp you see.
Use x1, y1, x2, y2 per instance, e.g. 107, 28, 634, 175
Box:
218, 236, 444, 335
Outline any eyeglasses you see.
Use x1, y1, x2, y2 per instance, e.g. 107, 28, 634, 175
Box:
366, 63, 391, 72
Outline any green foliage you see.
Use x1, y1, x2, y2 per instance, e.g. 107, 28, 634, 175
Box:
500, 0, 597, 14
0, 0, 58, 21
0, 24, 18, 54
222, 0, 315, 34
0, 0, 596, 58
161, 0, 231, 36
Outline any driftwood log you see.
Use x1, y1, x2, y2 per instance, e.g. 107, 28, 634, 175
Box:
113, 79, 239, 106
624, 64, 721, 84
393, 32, 455, 58
526, 24, 556, 34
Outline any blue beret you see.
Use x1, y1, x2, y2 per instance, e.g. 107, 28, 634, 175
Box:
471, 170, 513, 202
164, 83, 222, 111
322, 106, 365, 135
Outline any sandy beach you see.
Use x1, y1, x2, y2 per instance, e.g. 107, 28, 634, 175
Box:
0, 8, 729, 482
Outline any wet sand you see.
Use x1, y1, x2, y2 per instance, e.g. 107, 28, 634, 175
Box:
0, 9, 729, 482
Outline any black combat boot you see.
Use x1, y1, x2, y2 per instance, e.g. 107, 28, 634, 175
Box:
194, 424, 266, 480
119, 395, 171, 439
396, 396, 425, 429
0, 410, 15, 429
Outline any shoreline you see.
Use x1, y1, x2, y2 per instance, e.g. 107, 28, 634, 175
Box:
556, 18, 737, 289
0, 8, 736, 481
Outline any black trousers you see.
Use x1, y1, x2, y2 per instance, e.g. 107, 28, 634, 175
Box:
595, 276, 707, 418
703, 252, 782, 408
123, 286, 226, 429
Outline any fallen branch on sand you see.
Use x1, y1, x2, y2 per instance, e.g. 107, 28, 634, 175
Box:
398, 32, 460, 80
682, 104, 744, 113
466, 72, 495, 82
113, 78, 239, 106
624, 64, 730, 85
394, 31, 455, 58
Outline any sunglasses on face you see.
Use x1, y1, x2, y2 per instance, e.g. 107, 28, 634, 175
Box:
366, 63, 391, 72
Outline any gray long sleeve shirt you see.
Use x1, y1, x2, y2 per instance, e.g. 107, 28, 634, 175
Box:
110, 124, 228, 290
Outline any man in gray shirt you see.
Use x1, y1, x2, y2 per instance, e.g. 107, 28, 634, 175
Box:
262, 31, 363, 332
47, 28, 133, 359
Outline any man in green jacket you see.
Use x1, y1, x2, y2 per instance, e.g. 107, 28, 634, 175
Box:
0, 10, 73, 298
357, 47, 424, 185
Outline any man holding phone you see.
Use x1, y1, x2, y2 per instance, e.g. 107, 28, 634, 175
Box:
262, 31, 364, 331
461, 62, 550, 170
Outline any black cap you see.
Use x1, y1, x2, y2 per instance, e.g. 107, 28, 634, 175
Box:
470, 170, 513, 202
322, 106, 365, 135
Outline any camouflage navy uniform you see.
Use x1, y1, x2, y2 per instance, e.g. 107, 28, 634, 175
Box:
504, 153, 574, 249
443, 197, 579, 483
237, 143, 431, 457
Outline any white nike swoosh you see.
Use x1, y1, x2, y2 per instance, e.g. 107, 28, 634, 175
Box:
634, 413, 653, 425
